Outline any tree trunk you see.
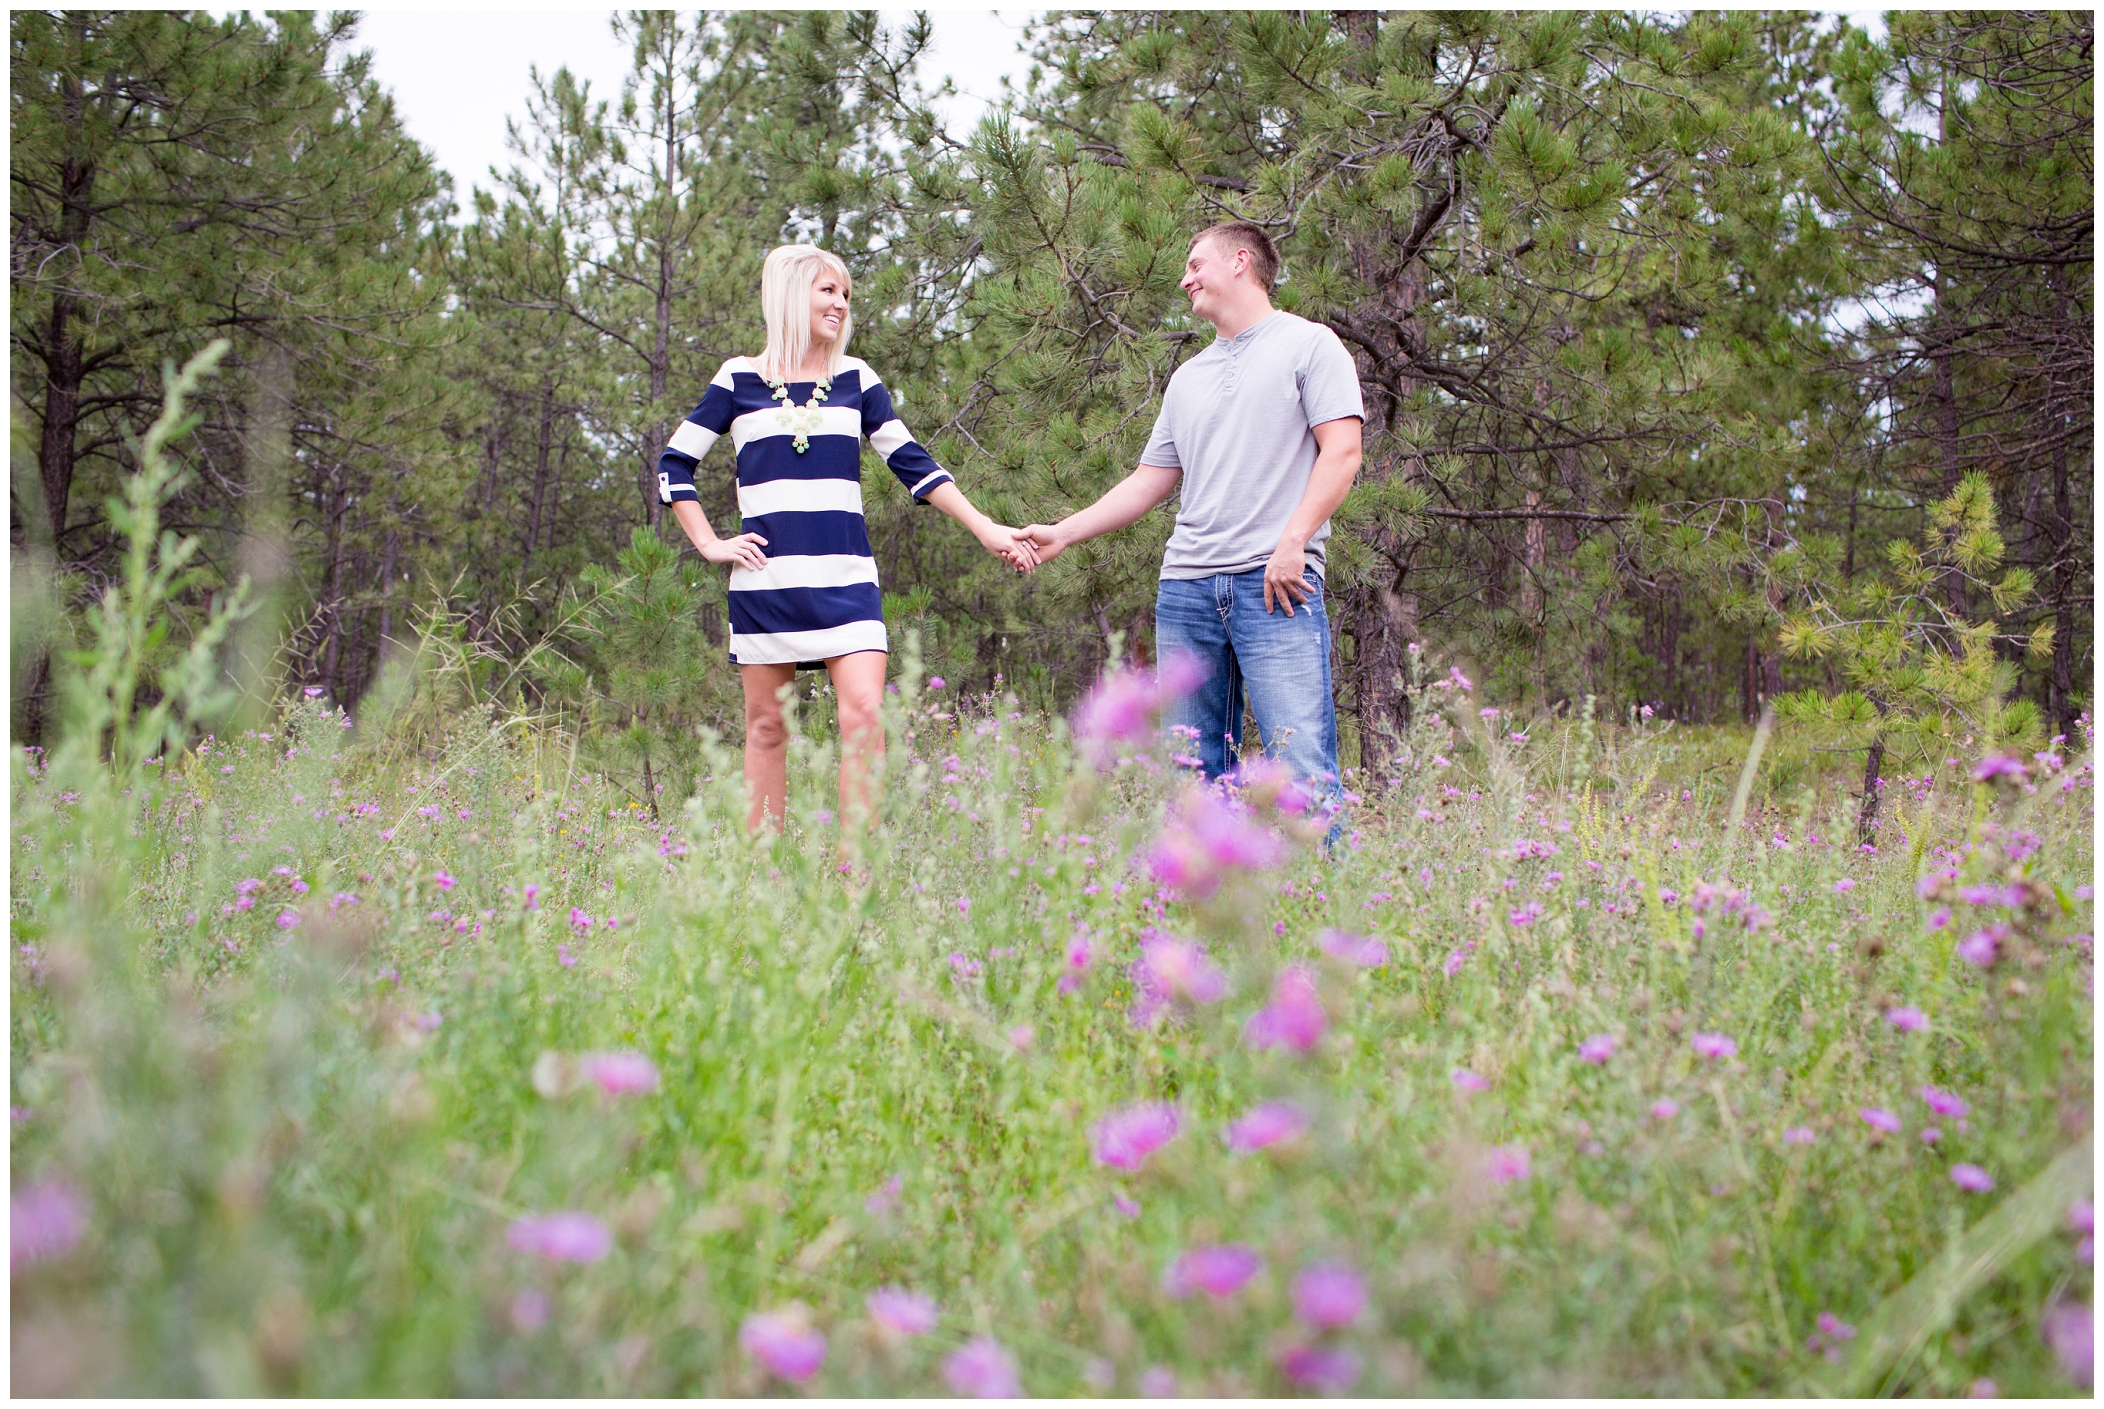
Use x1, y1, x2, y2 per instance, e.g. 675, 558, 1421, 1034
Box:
642, 52, 679, 530
526, 381, 555, 570
36, 124, 96, 552
1857, 733, 1886, 846
231, 340, 300, 722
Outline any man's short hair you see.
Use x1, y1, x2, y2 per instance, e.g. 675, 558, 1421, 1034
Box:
1195, 220, 1279, 293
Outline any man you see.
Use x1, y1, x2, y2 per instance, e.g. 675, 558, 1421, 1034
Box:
1018, 220, 1364, 820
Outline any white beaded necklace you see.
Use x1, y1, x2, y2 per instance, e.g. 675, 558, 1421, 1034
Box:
764, 366, 832, 454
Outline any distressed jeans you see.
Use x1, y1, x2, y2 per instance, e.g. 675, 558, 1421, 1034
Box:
1154, 567, 1344, 829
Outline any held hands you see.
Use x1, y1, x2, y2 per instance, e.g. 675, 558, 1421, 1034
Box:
699, 531, 769, 572
1262, 540, 1312, 615
1014, 523, 1068, 569
976, 520, 1040, 574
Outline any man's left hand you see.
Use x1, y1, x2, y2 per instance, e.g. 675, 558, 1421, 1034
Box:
1263, 541, 1312, 615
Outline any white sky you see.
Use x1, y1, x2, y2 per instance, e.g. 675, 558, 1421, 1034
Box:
348, 8, 1039, 217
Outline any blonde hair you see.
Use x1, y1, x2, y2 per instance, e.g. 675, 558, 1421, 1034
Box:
757, 244, 853, 382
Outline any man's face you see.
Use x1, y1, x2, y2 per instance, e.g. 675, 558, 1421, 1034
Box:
1180, 235, 1242, 320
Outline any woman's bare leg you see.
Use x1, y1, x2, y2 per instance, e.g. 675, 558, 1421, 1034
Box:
825, 651, 888, 829
740, 663, 797, 834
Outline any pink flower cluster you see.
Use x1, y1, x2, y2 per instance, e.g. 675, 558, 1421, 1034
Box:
1147, 788, 1285, 898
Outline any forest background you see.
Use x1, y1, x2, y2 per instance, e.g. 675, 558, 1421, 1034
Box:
10, 8, 2092, 802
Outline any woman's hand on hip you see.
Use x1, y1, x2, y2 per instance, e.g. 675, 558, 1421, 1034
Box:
700, 532, 769, 572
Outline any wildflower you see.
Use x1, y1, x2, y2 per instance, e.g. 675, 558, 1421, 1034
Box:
1113, 1193, 1141, 1219
1651, 1099, 1680, 1121
1224, 1102, 1309, 1154
1884, 1007, 1928, 1032
1291, 1261, 1366, 1329
1479, 707, 1500, 720
1690, 1032, 1737, 1060
1316, 927, 1388, 967
304, 686, 324, 698
1858, 1107, 1902, 1134
1578, 1034, 1616, 1064
569, 907, 593, 931
1138, 934, 1227, 1004
864, 1177, 902, 1215
1950, 1164, 1995, 1194
1276, 1343, 1362, 1393
1508, 901, 1543, 926
1972, 755, 2027, 782
1146, 788, 1285, 898
1058, 933, 1094, 993
2069, 1200, 2093, 1263
1451, 1068, 1490, 1092
1245, 966, 1327, 1052
2040, 1302, 2092, 1389
1163, 1244, 1264, 1298
1783, 1126, 1817, 1145
1486, 1145, 1531, 1185
11, 1177, 87, 1273
866, 1287, 938, 1337
1640, 704, 1655, 719
1006, 1024, 1035, 1052
944, 1337, 1022, 1398
1919, 1085, 1969, 1120
927, 676, 945, 690
580, 1052, 659, 1096
522, 883, 540, 911
510, 1289, 550, 1333
1956, 929, 2001, 966
1658, 887, 1678, 905
1091, 1104, 1181, 1170
506, 1211, 612, 1262
1926, 906, 1952, 930
1807, 1310, 1857, 1360
1834, 878, 1855, 894
1443, 949, 1468, 978
1920, 1127, 1942, 1145
740, 1306, 827, 1382
276, 909, 300, 928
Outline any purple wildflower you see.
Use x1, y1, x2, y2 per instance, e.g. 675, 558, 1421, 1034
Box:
1957, 929, 2001, 966
1971, 754, 2027, 782
1884, 1007, 1928, 1032
1224, 1102, 1309, 1154
1244, 966, 1327, 1052
1292, 1261, 1366, 1329
10, 1177, 87, 1273
1834, 878, 1855, 894
1783, 1126, 1817, 1145
1919, 1085, 1969, 1120
1113, 1193, 1141, 1219
1316, 927, 1388, 967
2042, 1302, 2093, 1389
944, 1337, 1022, 1398
1950, 1164, 1995, 1194
1276, 1345, 1362, 1394
864, 1176, 901, 1215
1651, 1099, 1680, 1121
580, 1052, 659, 1096
740, 1307, 826, 1382
1146, 788, 1285, 898
1058, 933, 1094, 993
1486, 1145, 1531, 1185
1091, 1104, 1181, 1170
1858, 1107, 1902, 1134
506, 1211, 612, 1262
1163, 1244, 1264, 1299
1690, 1032, 1737, 1060
1451, 1068, 1490, 1092
866, 1287, 938, 1337
1138, 934, 1227, 1005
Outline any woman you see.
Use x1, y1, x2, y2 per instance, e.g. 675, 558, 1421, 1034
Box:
657, 244, 1034, 832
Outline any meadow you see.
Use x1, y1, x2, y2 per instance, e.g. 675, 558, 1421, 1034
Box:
11, 627, 2095, 1396
8, 374, 2096, 1397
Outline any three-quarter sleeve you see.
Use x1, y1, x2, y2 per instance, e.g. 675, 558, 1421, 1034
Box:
857, 370, 953, 504
657, 362, 738, 504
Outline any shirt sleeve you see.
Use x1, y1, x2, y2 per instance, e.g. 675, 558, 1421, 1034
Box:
657, 362, 738, 504
858, 366, 953, 504
1139, 384, 1181, 469
1299, 327, 1366, 428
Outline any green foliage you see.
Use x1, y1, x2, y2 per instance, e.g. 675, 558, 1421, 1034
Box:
1775, 473, 2048, 762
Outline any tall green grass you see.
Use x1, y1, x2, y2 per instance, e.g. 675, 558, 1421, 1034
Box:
10, 354, 2095, 1396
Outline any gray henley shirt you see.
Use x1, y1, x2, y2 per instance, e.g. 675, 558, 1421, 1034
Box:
1140, 310, 1365, 580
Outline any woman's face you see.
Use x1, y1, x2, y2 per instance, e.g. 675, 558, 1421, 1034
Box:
809, 271, 849, 349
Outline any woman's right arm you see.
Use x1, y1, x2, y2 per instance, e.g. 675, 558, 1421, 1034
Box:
669, 501, 768, 571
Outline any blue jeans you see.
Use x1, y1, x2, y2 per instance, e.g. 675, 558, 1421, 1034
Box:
1155, 568, 1343, 824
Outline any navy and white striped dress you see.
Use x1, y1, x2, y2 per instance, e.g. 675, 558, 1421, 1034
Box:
657, 355, 953, 667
